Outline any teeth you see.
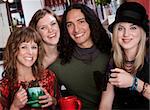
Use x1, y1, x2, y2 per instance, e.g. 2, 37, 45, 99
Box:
123, 39, 131, 43
75, 33, 83, 38
124, 39, 129, 41
48, 34, 56, 38
25, 57, 32, 60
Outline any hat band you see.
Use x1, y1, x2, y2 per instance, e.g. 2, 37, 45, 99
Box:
119, 10, 142, 20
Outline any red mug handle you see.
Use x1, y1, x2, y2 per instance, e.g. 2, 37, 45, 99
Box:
75, 99, 82, 110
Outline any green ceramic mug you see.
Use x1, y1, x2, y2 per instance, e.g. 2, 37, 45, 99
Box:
27, 87, 45, 108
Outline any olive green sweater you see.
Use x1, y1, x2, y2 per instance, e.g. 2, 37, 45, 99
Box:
49, 53, 109, 110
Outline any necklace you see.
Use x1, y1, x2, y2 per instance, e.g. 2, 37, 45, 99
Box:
20, 80, 39, 89
124, 60, 135, 64
124, 59, 135, 73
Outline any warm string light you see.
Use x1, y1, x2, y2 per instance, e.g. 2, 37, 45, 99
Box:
2, 0, 14, 3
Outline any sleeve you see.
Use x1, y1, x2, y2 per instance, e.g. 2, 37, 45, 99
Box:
53, 76, 61, 100
0, 78, 10, 109
137, 58, 149, 83
103, 56, 115, 91
93, 55, 114, 91
42, 69, 61, 109
47, 70, 61, 100
41, 69, 61, 99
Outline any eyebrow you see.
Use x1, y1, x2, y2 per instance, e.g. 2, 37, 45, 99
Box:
77, 17, 85, 21
119, 23, 136, 27
66, 17, 85, 24
38, 20, 57, 27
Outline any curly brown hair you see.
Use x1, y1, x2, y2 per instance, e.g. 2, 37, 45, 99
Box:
2, 27, 45, 87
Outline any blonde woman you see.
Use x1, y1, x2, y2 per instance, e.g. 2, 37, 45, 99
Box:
99, 2, 149, 110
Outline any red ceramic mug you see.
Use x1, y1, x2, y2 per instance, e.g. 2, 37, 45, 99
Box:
58, 96, 82, 110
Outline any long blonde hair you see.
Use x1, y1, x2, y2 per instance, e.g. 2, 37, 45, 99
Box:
112, 23, 146, 74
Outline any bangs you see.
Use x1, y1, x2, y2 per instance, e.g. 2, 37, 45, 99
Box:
15, 27, 42, 45
20, 31, 41, 44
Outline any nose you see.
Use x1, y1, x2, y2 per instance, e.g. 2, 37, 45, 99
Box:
47, 25, 53, 32
123, 29, 129, 37
74, 24, 79, 33
27, 47, 33, 54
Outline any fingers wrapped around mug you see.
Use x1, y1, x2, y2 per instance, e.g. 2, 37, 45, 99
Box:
12, 86, 28, 109
109, 68, 134, 88
16, 86, 28, 104
39, 88, 57, 108
109, 72, 120, 87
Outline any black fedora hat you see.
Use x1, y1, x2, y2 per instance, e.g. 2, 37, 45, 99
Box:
108, 2, 149, 35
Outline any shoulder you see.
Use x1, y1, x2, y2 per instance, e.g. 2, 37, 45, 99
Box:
42, 69, 56, 79
142, 56, 149, 72
39, 69, 56, 87
48, 58, 62, 71
0, 78, 9, 86
96, 52, 111, 67
136, 57, 149, 83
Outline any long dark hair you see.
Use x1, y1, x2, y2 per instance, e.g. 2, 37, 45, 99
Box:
58, 3, 112, 64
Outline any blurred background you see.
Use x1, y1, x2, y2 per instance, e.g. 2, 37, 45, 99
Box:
0, 0, 149, 77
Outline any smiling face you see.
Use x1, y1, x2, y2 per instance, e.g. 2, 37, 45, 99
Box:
66, 9, 93, 48
36, 13, 60, 46
16, 41, 38, 68
117, 22, 142, 52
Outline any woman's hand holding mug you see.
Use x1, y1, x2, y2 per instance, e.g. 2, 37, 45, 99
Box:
109, 68, 134, 88
10, 86, 28, 110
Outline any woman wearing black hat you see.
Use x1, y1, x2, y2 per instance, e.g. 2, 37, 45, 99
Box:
99, 2, 149, 110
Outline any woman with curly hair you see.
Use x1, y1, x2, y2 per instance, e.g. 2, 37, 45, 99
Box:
0, 27, 58, 110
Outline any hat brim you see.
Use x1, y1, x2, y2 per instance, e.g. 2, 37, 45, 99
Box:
108, 21, 116, 33
108, 17, 145, 33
